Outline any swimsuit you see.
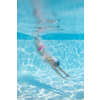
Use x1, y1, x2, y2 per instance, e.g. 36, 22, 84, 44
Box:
38, 45, 44, 51
38, 46, 60, 66
44, 55, 55, 65
43, 55, 60, 67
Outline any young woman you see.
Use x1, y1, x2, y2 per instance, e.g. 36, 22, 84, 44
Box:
34, 35, 70, 80
33, 3, 70, 80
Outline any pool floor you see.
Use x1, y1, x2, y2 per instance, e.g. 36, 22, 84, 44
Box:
17, 40, 84, 100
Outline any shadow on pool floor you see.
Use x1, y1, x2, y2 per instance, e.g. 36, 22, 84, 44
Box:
17, 74, 64, 94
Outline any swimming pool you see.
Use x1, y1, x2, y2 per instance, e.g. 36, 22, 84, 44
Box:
17, 0, 84, 100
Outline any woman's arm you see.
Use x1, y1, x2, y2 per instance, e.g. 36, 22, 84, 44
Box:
46, 56, 68, 80
58, 66, 70, 78
51, 64, 67, 80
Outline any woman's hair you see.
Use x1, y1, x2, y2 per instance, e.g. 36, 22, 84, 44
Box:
54, 61, 60, 67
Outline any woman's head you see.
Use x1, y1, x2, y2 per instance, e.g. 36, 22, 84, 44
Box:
54, 61, 60, 67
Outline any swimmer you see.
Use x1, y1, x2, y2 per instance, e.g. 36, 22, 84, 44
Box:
33, 1, 69, 80
34, 35, 45, 56
34, 35, 70, 80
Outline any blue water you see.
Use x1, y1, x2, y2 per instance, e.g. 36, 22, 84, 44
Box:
17, 0, 84, 100
17, 0, 84, 35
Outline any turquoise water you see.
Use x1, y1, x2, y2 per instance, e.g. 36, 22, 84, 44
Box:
17, 0, 84, 100
17, 36, 84, 100
17, 0, 84, 35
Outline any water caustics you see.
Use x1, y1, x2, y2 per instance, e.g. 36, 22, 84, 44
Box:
17, 0, 84, 100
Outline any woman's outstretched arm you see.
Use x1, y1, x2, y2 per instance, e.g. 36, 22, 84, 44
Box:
51, 64, 67, 80
58, 66, 70, 78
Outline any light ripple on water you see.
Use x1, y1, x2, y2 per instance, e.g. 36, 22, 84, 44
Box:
17, 40, 84, 100
17, 68, 84, 99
